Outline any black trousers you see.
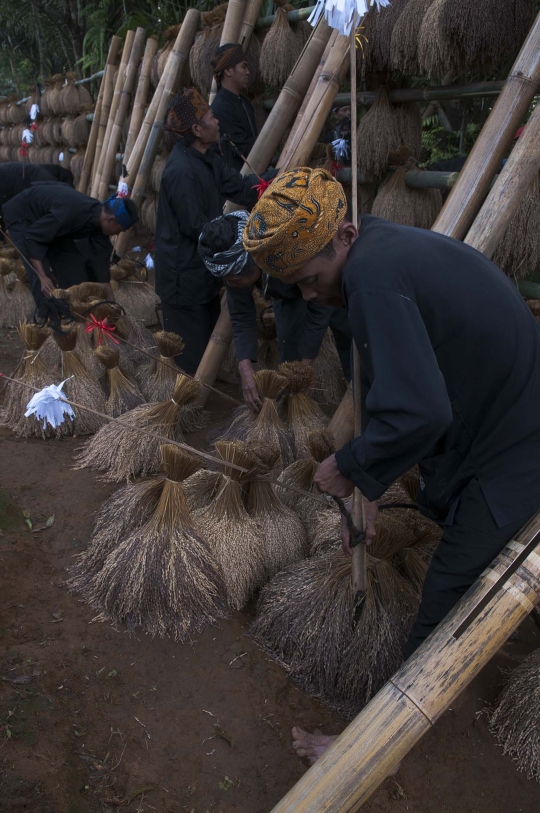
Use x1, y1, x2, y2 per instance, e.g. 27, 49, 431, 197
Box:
161, 296, 221, 375
404, 478, 538, 659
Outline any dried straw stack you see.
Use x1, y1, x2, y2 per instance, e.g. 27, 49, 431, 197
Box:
53, 327, 107, 435
360, 0, 412, 79
278, 361, 327, 457
260, 1, 302, 88
312, 329, 348, 405
372, 148, 443, 228
277, 429, 335, 527
1, 263, 35, 327
357, 87, 401, 179
0, 323, 59, 439
492, 174, 540, 280
189, 4, 229, 96
75, 373, 201, 481
390, 0, 435, 76
489, 647, 540, 782
110, 261, 160, 327
70, 445, 228, 640
137, 330, 185, 402
95, 345, 145, 416
196, 440, 267, 610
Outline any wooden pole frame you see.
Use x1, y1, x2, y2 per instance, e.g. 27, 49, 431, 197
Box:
89, 36, 124, 193
124, 36, 159, 166
208, 0, 248, 104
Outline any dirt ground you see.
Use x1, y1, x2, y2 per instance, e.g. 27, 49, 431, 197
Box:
1, 324, 540, 813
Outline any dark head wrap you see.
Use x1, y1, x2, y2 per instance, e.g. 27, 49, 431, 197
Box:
199, 212, 250, 277
103, 194, 138, 230
164, 87, 210, 136
211, 43, 247, 79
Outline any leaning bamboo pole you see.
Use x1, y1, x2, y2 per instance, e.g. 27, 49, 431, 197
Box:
97, 27, 147, 201
78, 35, 122, 194
91, 30, 135, 199
465, 100, 540, 257
208, 0, 248, 104
90, 37, 125, 193
239, 0, 265, 50
269, 510, 540, 813
193, 297, 234, 408
327, 384, 354, 447
432, 10, 540, 240
124, 35, 158, 165
113, 9, 201, 258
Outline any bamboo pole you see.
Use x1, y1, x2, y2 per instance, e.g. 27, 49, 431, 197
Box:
269, 510, 540, 813
256, 5, 314, 29
78, 35, 122, 194
193, 298, 234, 408
97, 27, 147, 201
124, 36, 158, 165
432, 11, 540, 240
90, 37, 124, 193
239, 0, 265, 50
464, 101, 540, 257
113, 9, 201, 259
328, 384, 354, 447
91, 30, 135, 199
208, 0, 248, 104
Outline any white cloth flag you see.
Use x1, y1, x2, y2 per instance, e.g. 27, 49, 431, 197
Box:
25, 379, 75, 429
308, 0, 390, 36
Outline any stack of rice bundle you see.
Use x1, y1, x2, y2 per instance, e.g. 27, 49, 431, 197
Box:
390, 0, 435, 76
372, 147, 443, 228
69, 149, 86, 187
152, 25, 192, 90
492, 174, 540, 280
360, 0, 412, 79
189, 4, 229, 96
53, 326, 107, 435
60, 73, 81, 115
140, 194, 158, 235
110, 260, 160, 326
70, 445, 228, 640
115, 315, 158, 378
260, 0, 302, 88
49, 75, 65, 116
312, 329, 348, 405
1, 262, 35, 327
75, 373, 201, 480
357, 87, 402, 179
136, 330, 185, 402
277, 429, 335, 527
278, 361, 327, 457
95, 345, 145, 417
61, 109, 91, 149
151, 154, 166, 194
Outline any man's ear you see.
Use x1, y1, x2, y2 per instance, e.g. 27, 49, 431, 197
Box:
337, 220, 358, 247
191, 122, 201, 139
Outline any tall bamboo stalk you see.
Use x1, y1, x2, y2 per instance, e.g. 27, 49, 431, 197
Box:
239, 0, 265, 50
432, 11, 540, 240
209, 0, 248, 104
193, 297, 234, 408
327, 384, 354, 447
78, 36, 122, 194
124, 36, 158, 165
90, 37, 124, 193
97, 27, 147, 201
91, 30, 135, 199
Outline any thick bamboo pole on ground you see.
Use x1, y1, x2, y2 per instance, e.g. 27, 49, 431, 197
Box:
193, 298, 234, 408
209, 0, 248, 104
124, 36, 158, 165
269, 510, 540, 813
465, 101, 540, 257
78, 36, 122, 194
97, 27, 147, 201
431, 11, 540, 240
239, 0, 264, 49
91, 30, 135, 198
113, 9, 201, 258
90, 37, 124, 193
328, 384, 354, 447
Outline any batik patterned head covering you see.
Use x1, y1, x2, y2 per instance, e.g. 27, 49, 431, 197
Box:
164, 87, 210, 135
211, 43, 247, 79
242, 167, 347, 277
199, 211, 250, 277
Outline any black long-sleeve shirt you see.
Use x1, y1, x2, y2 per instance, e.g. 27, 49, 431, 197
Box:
2, 182, 111, 283
0, 162, 57, 211
154, 141, 263, 307
211, 88, 258, 172
334, 215, 540, 528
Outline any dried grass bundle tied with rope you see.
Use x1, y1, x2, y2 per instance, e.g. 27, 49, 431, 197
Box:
95, 345, 145, 417
196, 441, 267, 610
1, 263, 35, 327
277, 429, 335, 527
109, 261, 160, 327
53, 327, 106, 435
260, 0, 302, 88
75, 373, 201, 481
71, 445, 228, 641
278, 361, 327, 457
360, 0, 412, 79
390, 0, 435, 75
137, 330, 184, 402
312, 330, 348, 405
357, 86, 402, 179
492, 173, 540, 280
372, 147, 442, 228
189, 3, 228, 95
0, 323, 59, 439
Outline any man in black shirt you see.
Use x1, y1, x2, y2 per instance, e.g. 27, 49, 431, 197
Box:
155, 87, 274, 374
210, 43, 258, 172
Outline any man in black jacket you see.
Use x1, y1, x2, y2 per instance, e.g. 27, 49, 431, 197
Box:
210, 43, 258, 172
155, 86, 274, 374
244, 167, 540, 760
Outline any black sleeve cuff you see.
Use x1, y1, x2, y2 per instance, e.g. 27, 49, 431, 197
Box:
334, 442, 388, 502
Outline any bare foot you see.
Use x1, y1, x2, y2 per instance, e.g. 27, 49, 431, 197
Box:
291, 727, 337, 765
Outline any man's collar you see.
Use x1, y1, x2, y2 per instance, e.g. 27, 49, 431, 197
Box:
219, 85, 242, 100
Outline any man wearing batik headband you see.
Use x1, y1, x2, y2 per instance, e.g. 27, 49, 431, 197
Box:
155, 87, 276, 374
198, 211, 351, 411
244, 166, 540, 764
210, 43, 258, 173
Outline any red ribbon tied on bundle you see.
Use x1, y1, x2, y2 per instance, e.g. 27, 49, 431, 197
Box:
84, 314, 119, 346
252, 178, 272, 199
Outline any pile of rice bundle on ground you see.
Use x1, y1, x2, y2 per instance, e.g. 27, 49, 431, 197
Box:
137, 330, 185, 402
390, 0, 435, 75
0, 323, 59, 439
215, 369, 294, 470
189, 4, 228, 95
372, 148, 443, 228
357, 87, 402, 179
75, 373, 200, 481
277, 429, 335, 527
53, 327, 107, 435
489, 648, 540, 782
115, 315, 158, 378
95, 345, 145, 417
260, 1, 302, 88
312, 329, 348, 405
71, 445, 228, 641
196, 441, 267, 610
1, 263, 35, 327
278, 361, 327, 457
110, 261, 160, 327
360, 0, 412, 79
492, 174, 540, 280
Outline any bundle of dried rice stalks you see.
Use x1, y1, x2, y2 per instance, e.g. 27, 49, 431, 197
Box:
196, 441, 267, 610
60, 72, 81, 114
489, 648, 540, 782
153, 26, 191, 88
255, 294, 279, 370
260, 3, 302, 88
395, 103, 423, 160
215, 369, 294, 470
372, 148, 442, 228
360, 0, 412, 79
110, 263, 160, 326
390, 0, 436, 75
75, 373, 201, 481
0, 323, 59, 438
72, 445, 228, 640
357, 87, 402, 179
189, 4, 228, 95
278, 429, 335, 527
312, 329, 348, 404
53, 327, 106, 435
493, 174, 540, 280
116, 315, 157, 378
1, 263, 35, 327
278, 361, 327, 457
95, 345, 145, 417
137, 330, 184, 402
